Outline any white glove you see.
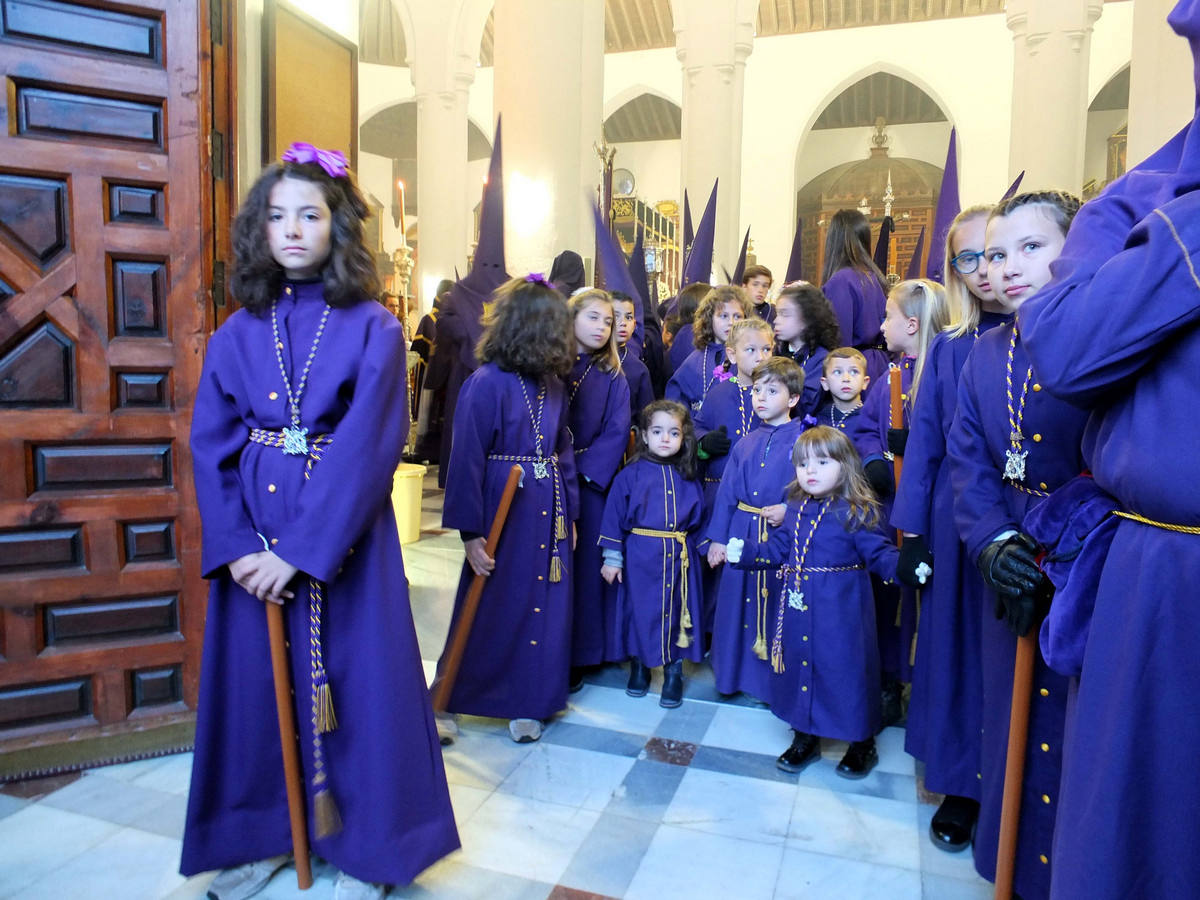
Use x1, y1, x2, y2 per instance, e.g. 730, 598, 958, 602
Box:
914, 561, 932, 585
726, 537, 744, 563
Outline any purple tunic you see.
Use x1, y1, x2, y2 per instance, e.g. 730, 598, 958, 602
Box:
436, 363, 579, 720
598, 458, 707, 667
666, 322, 696, 376
706, 419, 805, 699
733, 497, 899, 741
813, 401, 874, 456
182, 282, 459, 884
821, 267, 889, 386
428, 285, 484, 487
619, 346, 655, 421
665, 342, 725, 413
776, 343, 829, 416
891, 312, 1009, 799
1019, 80, 1200, 895
568, 354, 632, 666
948, 324, 1089, 899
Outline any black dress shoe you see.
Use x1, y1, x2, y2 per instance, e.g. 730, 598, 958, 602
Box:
626, 659, 650, 697
930, 794, 979, 852
836, 738, 878, 779
776, 731, 820, 773
880, 678, 904, 728
659, 660, 684, 708
569, 666, 586, 694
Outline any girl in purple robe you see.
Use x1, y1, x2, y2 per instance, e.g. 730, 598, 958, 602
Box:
891, 205, 1007, 851
599, 400, 706, 707
947, 191, 1085, 899
665, 285, 752, 412
664, 282, 710, 377
567, 290, 632, 678
611, 292, 655, 419
725, 427, 923, 778
183, 146, 459, 899
772, 282, 841, 417
434, 275, 579, 745
820, 210, 890, 387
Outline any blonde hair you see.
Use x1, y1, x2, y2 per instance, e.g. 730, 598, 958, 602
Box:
786, 426, 879, 529
944, 205, 991, 339
888, 278, 952, 407
726, 316, 773, 351
693, 285, 753, 349
569, 289, 622, 374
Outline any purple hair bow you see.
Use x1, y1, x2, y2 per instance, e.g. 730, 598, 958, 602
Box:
525, 272, 553, 288
281, 142, 348, 179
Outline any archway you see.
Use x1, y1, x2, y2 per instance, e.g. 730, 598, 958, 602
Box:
1084, 64, 1129, 198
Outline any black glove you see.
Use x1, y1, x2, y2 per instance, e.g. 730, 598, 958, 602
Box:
887, 427, 909, 457
863, 458, 894, 498
895, 534, 933, 588
977, 532, 1042, 598
698, 425, 730, 458
994, 572, 1055, 637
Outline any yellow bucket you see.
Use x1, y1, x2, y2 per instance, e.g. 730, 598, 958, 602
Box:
391, 463, 427, 544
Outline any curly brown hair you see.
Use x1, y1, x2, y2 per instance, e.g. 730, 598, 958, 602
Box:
230, 161, 380, 314
786, 426, 879, 529
634, 399, 698, 480
776, 282, 841, 351
693, 285, 753, 349
477, 276, 574, 377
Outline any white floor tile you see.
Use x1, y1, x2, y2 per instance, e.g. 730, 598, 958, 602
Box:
448, 782, 492, 826
0, 805, 121, 897
699, 703, 794, 756
775, 846, 923, 899
625, 824, 784, 900
8, 826, 184, 900
130, 753, 195, 796
558, 683, 667, 736
440, 731, 534, 791
787, 784, 921, 871
394, 856, 552, 900
496, 743, 636, 811
663, 767, 794, 845
915, 802, 991, 884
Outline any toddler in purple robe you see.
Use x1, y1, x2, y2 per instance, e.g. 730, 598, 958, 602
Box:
184, 144, 459, 900
772, 282, 841, 417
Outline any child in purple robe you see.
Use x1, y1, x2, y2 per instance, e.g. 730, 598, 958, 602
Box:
706, 357, 805, 702
567, 290, 632, 680
183, 145, 459, 899
599, 400, 706, 706
813, 348, 874, 451
664, 282, 710, 377
725, 427, 927, 778
772, 282, 841, 416
665, 284, 752, 412
434, 274, 579, 745
891, 204, 1007, 851
820, 210, 890, 386
611, 291, 655, 419
948, 191, 1086, 899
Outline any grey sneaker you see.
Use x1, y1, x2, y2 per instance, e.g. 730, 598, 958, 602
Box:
333, 871, 386, 900
435, 711, 458, 745
207, 855, 290, 900
508, 718, 542, 743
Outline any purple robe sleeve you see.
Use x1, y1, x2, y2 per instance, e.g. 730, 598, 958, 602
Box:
822, 269, 861, 348
706, 440, 749, 542
554, 382, 580, 521
731, 506, 795, 570
441, 368, 497, 536
802, 346, 828, 415
891, 336, 948, 535
851, 515, 901, 582
597, 466, 632, 553
575, 373, 631, 490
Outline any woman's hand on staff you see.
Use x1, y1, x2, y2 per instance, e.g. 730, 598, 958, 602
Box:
464, 537, 495, 576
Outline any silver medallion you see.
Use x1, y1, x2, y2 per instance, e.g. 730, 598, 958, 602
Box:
1004, 448, 1028, 482
788, 589, 807, 611
691, 400, 703, 413
281, 425, 309, 456
532, 456, 549, 480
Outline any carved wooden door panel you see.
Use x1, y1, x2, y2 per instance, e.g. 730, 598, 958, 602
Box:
0, 0, 212, 775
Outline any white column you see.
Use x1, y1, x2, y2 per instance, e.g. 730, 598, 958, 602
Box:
1128, 0, 1194, 167
1006, 0, 1104, 192
673, 0, 756, 277
493, 0, 604, 276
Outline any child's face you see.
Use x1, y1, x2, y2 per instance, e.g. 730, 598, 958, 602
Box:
612, 300, 636, 346
985, 205, 1067, 312
752, 377, 798, 423
267, 176, 332, 279
712, 301, 744, 344
643, 410, 684, 459
575, 300, 613, 352
745, 275, 771, 305
733, 329, 773, 378
820, 358, 868, 404
773, 297, 806, 345
950, 215, 995, 303
881, 296, 917, 355
796, 452, 843, 499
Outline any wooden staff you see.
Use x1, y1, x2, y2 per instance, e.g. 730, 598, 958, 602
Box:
994, 631, 1037, 899
432, 463, 524, 711
266, 602, 313, 890
889, 365, 904, 512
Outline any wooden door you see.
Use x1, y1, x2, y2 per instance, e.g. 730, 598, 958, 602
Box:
0, 0, 218, 777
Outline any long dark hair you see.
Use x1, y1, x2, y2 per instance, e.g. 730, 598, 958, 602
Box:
785, 426, 879, 529
230, 161, 380, 314
821, 209, 886, 293
776, 282, 841, 351
634, 399, 698, 479
477, 276, 574, 377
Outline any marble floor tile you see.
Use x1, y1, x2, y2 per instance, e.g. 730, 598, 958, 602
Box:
699, 703, 794, 756
128, 752, 195, 796
448, 782, 493, 826
90, 755, 173, 783
0, 804, 121, 897
642, 736, 696, 766
774, 846, 923, 899
650, 698, 717, 744
662, 767, 795, 845
920, 872, 995, 899
496, 743, 636, 811
558, 812, 658, 898
440, 730, 534, 791
38, 771, 182, 834
454, 791, 600, 884
540, 722, 646, 759
395, 856, 553, 900
915, 801, 991, 885
787, 784, 921, 871
0, 793, 27, 822
604, 759, 688, 823
624, 824, 784, 900
792, 754, 919, 804
9, 827, 185, 900
558, 684, 666, 737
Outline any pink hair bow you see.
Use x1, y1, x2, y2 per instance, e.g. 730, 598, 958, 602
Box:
281, 142, 348, 179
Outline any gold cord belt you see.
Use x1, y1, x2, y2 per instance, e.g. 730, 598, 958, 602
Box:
631, 527, 693, 648
1112, 510, 1200, 535
736, 501, 771, 660
487, 452, 567, 581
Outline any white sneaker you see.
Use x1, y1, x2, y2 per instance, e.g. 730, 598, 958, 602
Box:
508, 718, 542, 743
333, 871, 386, 900
206, 855, 290, 900
435, 711, 458, 745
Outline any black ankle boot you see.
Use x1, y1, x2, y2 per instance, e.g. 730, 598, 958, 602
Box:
569, 666, 587, 694
776, 731, 820, 773
626, 659, 650, 697
659, 660, 684, 708
930, 794, 979, 852
836, 738, 878, 779
880, 677, 904, 728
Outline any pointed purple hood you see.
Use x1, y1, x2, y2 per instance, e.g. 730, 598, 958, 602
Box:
905, 226, 926, 280
680, 180, 717, 288
784, 214, 804, 283
731, 227, 750, 285
1001, 170, 1025, 201
926, 128, 960, 284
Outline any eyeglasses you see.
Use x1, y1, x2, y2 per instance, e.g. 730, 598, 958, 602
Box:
950, 250, 986, 275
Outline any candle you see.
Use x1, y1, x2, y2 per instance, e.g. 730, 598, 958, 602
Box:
397, 178, 407, 245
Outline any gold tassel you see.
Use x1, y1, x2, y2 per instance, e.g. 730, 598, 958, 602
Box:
313, 787, 343, 839
752, 634, 768, 660
549, 556, 562, 583
315, 680, 338, 734
676, 628, 691, 649
771, 643, 785, 674
555, 515, 567, 541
